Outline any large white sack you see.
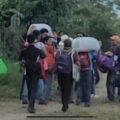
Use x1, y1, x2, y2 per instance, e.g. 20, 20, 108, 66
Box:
27, 23, 53, 36
72, 37, 100, 52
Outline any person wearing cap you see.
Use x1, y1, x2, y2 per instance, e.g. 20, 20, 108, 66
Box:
106, 35, 120, 101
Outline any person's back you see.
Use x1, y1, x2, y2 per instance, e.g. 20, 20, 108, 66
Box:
56, 39, 73, 112
106, 36, 120, 101
75, 50, 96, 107
19, 34, 46, 113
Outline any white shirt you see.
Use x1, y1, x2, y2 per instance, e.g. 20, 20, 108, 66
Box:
34, 42, 45, 50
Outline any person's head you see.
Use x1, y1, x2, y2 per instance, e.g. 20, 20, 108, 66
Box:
43, 36, 52, 45
64, 39, 72, 49
59, 31, 64, 37
40, 29, 49, 39
98, 40, 102, 48
110, 35, 120, 45
76, 32, 86, 37
27, 34, 35, 44
32, 30, 41, 42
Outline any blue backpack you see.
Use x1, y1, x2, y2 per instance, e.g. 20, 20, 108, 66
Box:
55, 50, 72, 74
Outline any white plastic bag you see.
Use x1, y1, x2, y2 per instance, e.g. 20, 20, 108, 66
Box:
27, 23, 53, 37
72, 37, 100, 52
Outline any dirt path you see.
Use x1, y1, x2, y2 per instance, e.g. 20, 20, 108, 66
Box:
0, 74, 108, 120
0, 100, 63, 120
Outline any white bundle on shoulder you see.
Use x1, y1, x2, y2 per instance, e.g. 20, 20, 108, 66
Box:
27, 23, 53, 37
72, 37, 100, 52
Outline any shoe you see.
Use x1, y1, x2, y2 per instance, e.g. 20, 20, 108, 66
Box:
22, 100, 28, 104
38, 101, 48, 105
62, 105, 68, 112
28, 107, 35, 113
84, 103, 91, 108
69, 100, 74, 104
93, 95, 100, 98
75, 100, 81, 105
91, 94, 100, 98
91, 94, 94, 98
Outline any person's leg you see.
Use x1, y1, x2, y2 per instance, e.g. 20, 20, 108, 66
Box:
22, 79, 28, 104
69, 82, 75, 103
117, 87, 120, 101
106, 71, 115, 101
58, 73, 64, 105
83, 70, 92, 107
91, 70, 94, 95
95, 68, 100, 85
76, 77, 83, 105
58, 73, 70, 112
37, 79, 46, 104
26, 74, 39, 113
45, 73, 53, 101
62, 74, 73, 111
26, 75, 31, 102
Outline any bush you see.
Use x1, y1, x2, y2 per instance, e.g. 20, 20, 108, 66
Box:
0, 59, 22, 98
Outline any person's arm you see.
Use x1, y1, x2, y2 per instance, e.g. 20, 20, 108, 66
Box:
73, 52, 80, 66
39, 49, 47, 59
41, 47, 48, 57
18, 50, 26, 72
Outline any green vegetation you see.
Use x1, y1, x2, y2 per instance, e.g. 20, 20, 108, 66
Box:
0, 0, 120, 59
0, 60, 22, 98
0, 0, 120, 98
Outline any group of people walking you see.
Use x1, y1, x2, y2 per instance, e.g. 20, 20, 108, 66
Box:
19, 27, 120, 113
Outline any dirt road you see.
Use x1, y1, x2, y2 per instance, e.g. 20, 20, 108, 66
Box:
1, 74, 119, 120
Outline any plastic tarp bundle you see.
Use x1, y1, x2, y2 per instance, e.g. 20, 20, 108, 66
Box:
0, 59, 7, 75
27, 23, 53, 37
72, 37, 100, 52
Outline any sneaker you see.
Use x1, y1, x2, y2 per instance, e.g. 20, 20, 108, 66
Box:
93, 95, 100, 98
38, 101, 48, 105
62, 106, 68, 112
28, 107, 35, 113
22, 100, 28, 104
69, 100, 74, 104
91, 94, 94, 98
75, 100, 82, 105
84, 103, 91, 108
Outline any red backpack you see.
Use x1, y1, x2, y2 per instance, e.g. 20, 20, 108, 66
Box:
44, 45, 55, 71
78, 52, 90, 71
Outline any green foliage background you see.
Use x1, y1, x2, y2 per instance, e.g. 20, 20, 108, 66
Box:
0, 0, 120, 59
0, 0, 120, 98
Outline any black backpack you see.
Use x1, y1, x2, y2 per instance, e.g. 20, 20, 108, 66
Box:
55, 50, 72, 74
25, 59, 41, 74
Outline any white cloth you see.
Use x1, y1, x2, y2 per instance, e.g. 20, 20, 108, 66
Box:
72, 37, 100, 52
34, 42, 45, 50
71, 51, 80, 81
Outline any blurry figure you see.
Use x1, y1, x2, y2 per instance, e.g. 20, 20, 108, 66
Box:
43, 36, 55, 102
106, 35, 120, 101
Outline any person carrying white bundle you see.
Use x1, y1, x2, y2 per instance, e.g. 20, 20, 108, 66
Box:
73, 36, 99, 107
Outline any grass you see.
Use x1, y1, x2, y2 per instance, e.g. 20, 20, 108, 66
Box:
0, 59, 22, 98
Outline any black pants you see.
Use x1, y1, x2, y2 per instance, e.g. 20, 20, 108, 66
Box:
107, 69, 116, 101
58, 73, 73, 108
26, 73, 39, 109
107, 68, 120, 101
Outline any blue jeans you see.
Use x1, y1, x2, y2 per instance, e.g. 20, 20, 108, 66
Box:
76, 70, 92, 103
20, 74, 28, 101
44, 73, 53, 101
37, 79, 45, 102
